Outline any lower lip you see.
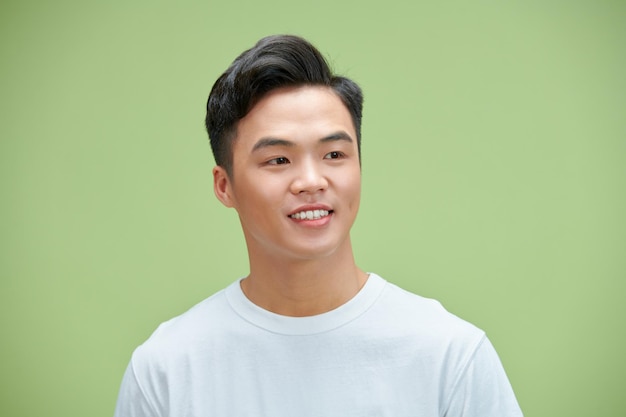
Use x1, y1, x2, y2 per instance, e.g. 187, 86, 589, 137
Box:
289, 213, 333, 227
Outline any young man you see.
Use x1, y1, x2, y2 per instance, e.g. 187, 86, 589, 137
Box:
114, 35, 523, 416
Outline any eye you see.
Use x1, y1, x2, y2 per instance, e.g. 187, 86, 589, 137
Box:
267, 156, 290, 165
324, 151, 344, 160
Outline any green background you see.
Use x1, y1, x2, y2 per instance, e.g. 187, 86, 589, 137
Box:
1, 0, 624, 415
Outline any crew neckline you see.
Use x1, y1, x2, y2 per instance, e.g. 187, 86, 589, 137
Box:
225, 273, 387, 335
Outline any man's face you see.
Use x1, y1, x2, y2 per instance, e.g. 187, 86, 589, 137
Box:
213, 86, 361, 263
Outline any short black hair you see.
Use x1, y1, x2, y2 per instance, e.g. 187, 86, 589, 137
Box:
205, 34, 363, 176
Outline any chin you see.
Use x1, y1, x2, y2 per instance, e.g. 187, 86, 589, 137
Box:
285, 237, 351, 261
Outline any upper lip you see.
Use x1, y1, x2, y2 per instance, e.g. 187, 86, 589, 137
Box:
287, 204, 333, 216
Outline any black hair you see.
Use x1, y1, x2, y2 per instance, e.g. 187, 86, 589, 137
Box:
205, 34, 363, 176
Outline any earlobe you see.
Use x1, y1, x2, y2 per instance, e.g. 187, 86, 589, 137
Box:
213, 166, 235, 208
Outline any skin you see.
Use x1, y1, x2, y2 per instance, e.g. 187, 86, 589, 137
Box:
213, 86, 368, 317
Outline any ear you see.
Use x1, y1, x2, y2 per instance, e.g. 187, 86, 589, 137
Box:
213, 166, 235, 208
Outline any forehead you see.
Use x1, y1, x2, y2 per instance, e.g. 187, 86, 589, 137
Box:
233, 86, 355, 150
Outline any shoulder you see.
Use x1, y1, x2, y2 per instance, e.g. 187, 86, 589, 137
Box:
374, 275, 483, 334
366, 274, 486, 358
368, 275, 519, 411
131, 283, 239, 367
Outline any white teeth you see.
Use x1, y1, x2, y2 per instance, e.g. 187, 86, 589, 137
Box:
290, 210, 330, 220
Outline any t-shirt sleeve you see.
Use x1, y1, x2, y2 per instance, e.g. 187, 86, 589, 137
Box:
444, 335, 523, 417
113, 358, 160, 417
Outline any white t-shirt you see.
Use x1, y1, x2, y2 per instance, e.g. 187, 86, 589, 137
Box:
114, 274, 523, 416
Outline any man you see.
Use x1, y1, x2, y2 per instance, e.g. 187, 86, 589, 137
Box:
114, 34, 523, 416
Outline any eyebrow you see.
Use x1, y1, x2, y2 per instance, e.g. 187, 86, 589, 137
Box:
320, 131, 354, 144
251, 131, 354, 153
251, 137, 294, 152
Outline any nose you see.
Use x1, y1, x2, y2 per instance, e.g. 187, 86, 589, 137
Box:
290, 159, 328, 194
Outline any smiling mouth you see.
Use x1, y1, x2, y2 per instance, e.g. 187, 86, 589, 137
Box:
289, 209, 332, 220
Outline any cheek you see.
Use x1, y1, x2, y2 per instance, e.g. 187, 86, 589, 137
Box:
336, 170, 362, 204
234, 176, 285, 213
341, 166, 362, 190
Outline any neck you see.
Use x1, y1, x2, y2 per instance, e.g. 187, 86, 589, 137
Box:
241, 243, 368, 317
